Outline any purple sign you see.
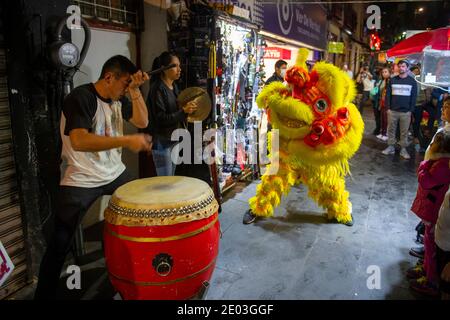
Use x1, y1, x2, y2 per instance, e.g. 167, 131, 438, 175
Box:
212, 1, 327, 50
262, 1, 327, 50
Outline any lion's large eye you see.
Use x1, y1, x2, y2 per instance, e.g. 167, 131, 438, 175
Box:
315, 99, 329, 113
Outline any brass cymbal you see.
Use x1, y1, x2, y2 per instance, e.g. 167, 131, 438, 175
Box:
177, 87, 211, 122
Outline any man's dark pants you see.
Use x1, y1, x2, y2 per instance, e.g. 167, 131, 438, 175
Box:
34, 170, 133, 299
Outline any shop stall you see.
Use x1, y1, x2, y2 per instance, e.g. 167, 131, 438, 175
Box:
167, 2, 265, 196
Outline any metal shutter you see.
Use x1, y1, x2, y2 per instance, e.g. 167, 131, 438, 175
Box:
0, 31, 28, 299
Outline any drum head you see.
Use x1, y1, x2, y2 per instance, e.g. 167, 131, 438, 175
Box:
115, 176, 211, 206
106, 176, 218, 226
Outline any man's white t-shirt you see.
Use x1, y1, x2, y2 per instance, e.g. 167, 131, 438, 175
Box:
60, 83, 133, 188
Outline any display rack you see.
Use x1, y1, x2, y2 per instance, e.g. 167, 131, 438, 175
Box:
167, 2, 265, 196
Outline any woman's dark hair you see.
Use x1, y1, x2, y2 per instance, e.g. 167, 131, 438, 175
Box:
149, 51, 177, 84
433, 130, 450, 154
381, 66, 390, 78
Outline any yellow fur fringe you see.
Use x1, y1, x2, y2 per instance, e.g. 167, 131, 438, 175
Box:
249, 48, 363, 224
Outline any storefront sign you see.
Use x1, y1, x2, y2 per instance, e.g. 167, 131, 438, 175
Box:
232, 5, 250, 20
261, 1, 327, 50
211, 1, 260, 23
378, 52, 387, 63
327, 41, 344, 54
264, 47, 292, 60
211, 1, 326, 50
210, 2, 250, 21
0, 241, 14, 287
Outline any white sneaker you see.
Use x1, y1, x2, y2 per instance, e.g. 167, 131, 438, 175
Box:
382, 145, 395, 155
400, 148, 411, 160
381, 135, 388, 141
376, 134, 383, 140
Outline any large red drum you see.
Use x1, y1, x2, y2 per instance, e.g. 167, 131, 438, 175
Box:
103, 176, 220, 300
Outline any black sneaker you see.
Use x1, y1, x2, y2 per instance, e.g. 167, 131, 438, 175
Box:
344, 217, 354, 227
327, 215, 354, 227
409, 246, 424, 259
243, 209, 257, 224
417, 235, 424, 244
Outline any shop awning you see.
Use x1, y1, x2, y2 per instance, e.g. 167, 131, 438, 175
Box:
387, 27, 450, 58
259, 30, 325, 52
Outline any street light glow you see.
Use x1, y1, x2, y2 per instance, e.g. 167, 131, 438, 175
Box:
418, 7, 424, 12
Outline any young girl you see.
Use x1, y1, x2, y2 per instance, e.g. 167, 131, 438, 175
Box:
410, 130, 450, 296
425, 96, 450, 161
434, 97, 450, 299
435, 187, 450, 299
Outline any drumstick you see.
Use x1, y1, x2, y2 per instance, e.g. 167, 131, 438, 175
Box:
179, 92, 204, 108
185, 92, 204, 103
147, 63, 177, 76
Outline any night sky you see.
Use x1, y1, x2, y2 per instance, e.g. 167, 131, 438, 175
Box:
377, 0, 450, 48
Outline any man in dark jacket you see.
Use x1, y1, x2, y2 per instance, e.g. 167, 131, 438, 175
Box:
382, 60, 417, 159
265, 59, 287, 85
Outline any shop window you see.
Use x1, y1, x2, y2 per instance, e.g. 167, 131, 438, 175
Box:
344, 7, 357, 33
72, 0, 139, 29
331, 3, 343, 23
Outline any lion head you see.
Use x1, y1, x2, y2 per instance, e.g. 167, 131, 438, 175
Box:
257, 49, 364, 166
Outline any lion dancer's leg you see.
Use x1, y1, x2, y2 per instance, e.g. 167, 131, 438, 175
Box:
243, 162, 296, 224
307, 177, 353, 226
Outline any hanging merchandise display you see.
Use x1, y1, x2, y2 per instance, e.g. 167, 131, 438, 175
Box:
167, 3, 218, 202
261, 36, 323, 81
167, 2, 265, 196
212, 17, 265, 193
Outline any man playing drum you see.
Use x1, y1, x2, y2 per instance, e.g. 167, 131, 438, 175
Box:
34, 55, 152, 299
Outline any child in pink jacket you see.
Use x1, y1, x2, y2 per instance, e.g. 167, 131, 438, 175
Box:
410, 130, 450, 296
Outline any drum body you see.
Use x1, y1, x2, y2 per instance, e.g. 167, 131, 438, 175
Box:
103, 176, 220, 300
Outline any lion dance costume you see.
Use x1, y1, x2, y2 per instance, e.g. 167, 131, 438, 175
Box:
248, 49, 364, 225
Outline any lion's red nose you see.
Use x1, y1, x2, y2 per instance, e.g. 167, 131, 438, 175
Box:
304, 107, 349, 148
337, 107, 349, 122
312, 123, 324, 135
